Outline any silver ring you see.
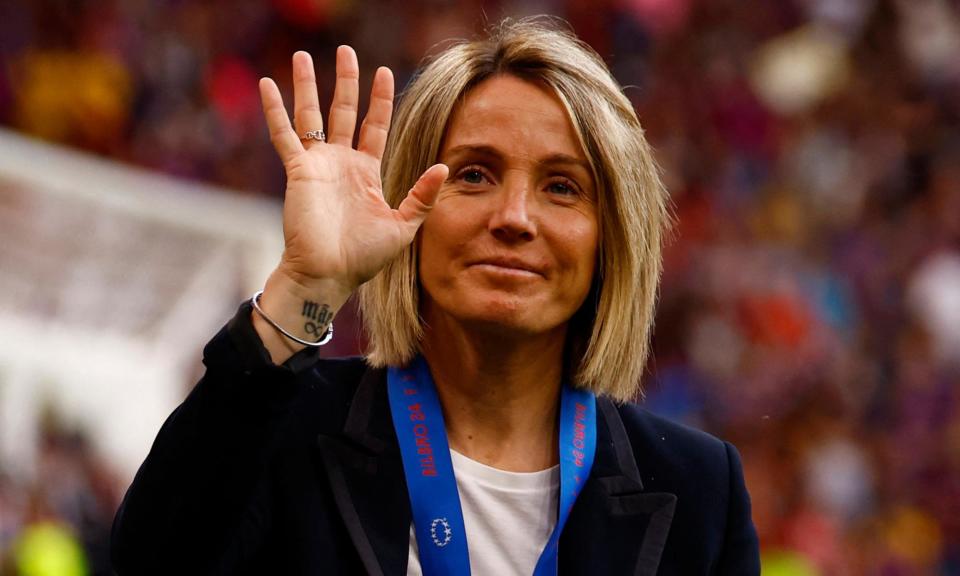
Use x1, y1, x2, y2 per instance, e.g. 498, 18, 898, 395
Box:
301, 129, 326, 142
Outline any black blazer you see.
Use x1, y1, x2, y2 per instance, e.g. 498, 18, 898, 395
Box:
112, 303, 759, 575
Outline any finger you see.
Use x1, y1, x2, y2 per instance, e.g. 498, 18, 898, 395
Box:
291, 51, 324, 146
327, 45, 360, 146
397, 164, 449, 230
357, 66, 394, 160
259, 77, 303, 164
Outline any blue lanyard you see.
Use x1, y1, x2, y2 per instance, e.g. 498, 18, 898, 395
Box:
387, 356, 597, 576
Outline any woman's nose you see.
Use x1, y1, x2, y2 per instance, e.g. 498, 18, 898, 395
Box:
488, 174, 537, 242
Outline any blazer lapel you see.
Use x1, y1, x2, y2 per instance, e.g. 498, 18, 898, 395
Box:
559, 397, 677, 576
316, 366, 411, 576
315, 370, 676, 576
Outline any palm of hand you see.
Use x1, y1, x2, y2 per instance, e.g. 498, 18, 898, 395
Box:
281, 146, 408, 288
259, 47, 447, 294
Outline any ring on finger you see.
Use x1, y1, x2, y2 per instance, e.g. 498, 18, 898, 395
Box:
301, 129, 326, 142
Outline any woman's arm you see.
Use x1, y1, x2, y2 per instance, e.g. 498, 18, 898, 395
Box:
111, 302, 308, 574
112, 46, 446, 572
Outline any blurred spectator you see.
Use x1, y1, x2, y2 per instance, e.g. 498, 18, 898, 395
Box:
0, 410, 119, 575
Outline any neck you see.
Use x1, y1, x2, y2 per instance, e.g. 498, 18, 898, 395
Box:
420, 317, 567, 473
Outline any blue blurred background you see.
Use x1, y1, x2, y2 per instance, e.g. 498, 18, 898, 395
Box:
1, 0, 959, 574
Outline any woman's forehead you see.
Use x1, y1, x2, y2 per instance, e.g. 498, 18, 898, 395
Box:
441, 75, 588, 162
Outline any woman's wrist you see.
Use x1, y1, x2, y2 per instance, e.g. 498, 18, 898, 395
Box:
252, 268, 354, 364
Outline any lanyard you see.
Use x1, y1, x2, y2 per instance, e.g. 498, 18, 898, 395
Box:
387, 356, 597, 576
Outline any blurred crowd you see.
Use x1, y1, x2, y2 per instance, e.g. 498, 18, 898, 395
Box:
2, 0, 960, 574
0, 415, 118, 576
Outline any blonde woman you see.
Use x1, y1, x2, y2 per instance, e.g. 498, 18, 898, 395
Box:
112, 18, 759, 576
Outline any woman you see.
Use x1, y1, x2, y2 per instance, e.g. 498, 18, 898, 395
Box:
112, 18, 759, 575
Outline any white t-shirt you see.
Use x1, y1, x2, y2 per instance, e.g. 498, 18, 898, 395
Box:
406, 449, 560, 576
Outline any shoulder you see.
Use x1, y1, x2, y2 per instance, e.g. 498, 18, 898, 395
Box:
610, 402, 759, 570
304, 355, 371, 389
283, 356, 378, 434
614, 402, 729, 460
611, 401, 737, 501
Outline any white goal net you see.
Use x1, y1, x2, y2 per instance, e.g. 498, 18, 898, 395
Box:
0, 128, 283, 483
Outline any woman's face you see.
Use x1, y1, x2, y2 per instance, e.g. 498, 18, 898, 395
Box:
418, 74, 599, 338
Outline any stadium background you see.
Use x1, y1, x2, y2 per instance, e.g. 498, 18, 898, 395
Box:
1, 0, 959, 574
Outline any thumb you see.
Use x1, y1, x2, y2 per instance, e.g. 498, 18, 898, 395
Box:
396, 163, 449, 228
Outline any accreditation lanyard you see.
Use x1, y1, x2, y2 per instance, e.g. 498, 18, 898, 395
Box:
387, 356, 597, 576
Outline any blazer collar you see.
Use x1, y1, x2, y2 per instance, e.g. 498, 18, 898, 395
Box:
341, 364, 395, 453
319, 366, 676, 575
557, 397, 677, 575
592, 396, 646, 491
316, 366, 407, 576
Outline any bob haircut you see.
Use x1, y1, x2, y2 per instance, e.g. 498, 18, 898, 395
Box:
359, 17, 669, 402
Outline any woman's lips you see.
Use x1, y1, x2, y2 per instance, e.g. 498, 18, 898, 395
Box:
469, 257, 545, 277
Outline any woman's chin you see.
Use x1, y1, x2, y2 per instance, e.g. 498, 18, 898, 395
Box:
450, 301, 567, 337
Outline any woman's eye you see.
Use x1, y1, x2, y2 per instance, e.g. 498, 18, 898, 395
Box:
456, 166, 489, 184
547, 180, 578, 196
463, 170, 484, 184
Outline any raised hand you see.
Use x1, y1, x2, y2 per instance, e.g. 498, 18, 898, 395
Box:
259, 47, 448, 296
254, 47, 447, 360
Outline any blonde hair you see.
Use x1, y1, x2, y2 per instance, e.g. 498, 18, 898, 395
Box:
359, 17, 668, 402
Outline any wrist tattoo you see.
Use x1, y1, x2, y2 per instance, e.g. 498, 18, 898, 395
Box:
302, 300, 333, 340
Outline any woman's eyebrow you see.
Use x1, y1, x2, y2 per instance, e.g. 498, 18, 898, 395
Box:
443, 145, 589, 171
442, 144, 502, 159
537, 153, 591, 171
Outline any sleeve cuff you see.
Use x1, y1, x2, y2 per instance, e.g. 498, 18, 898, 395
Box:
220, 299, 322, 375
